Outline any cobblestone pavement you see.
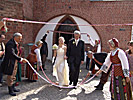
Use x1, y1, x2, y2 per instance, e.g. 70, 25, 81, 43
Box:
0, 60, 112, 100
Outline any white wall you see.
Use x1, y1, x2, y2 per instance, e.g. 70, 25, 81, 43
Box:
70, 15, 101, 53
35, 15, 65, 60
35, 15, 101, 60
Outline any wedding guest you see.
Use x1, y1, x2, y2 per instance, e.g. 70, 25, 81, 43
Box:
0, 34, 5, 87
89, 38, 101, 75
96, 38, 132, 100
92, 39, 99, 53
126, 41, 133, 90
87, 52, 111, 90
26, 40, 43, 82
0, 33, 27, 96
0, 21, 6, 87
40, 30, 49, 70
86, 47, 91, 70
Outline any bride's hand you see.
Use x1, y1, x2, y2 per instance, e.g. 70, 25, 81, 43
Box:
64, 55, 68, 59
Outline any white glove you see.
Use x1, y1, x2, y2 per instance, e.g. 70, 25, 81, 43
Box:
52, 57, 55, 64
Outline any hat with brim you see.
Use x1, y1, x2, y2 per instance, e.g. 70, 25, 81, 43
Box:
0, 21, 4, 30
74, 30, 80, 35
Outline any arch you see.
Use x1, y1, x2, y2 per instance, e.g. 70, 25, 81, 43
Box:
53, 15, 79, 45
35, 15, 101, 59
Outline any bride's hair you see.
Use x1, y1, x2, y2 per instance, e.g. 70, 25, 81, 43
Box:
59, 37, 65, 44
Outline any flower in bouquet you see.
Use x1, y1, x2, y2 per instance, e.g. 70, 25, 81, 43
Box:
52, 44, 58, 50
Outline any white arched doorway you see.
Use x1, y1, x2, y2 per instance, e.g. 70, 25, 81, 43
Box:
35, 15, 101, 60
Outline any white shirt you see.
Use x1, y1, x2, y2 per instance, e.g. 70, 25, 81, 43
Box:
101, 48, 129, 77
75, 39, 79, 46
34, 48, 42, 66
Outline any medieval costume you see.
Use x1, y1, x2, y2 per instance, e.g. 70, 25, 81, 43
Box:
100, 38, 132, 100
15, 46, 24, 86
0, 33, 26, 96
26, 41, 42, 81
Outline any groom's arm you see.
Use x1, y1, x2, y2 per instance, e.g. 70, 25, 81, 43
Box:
81, 41, 85, 61
66, 40, 71, 58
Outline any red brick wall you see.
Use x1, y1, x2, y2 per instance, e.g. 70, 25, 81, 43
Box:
0, 0, 34, 44
20, 0, 33, 44
20, 0, 34, 75
0, 0, 25, 76
0, 0, 132, 76
33, 0, 133, 52
0, 0, 23, 43
0, 0, 132, 52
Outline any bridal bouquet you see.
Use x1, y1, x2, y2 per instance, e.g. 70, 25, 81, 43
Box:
52, 44, 58, 50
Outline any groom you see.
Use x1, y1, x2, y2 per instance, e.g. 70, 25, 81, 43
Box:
67, 30, 84, 86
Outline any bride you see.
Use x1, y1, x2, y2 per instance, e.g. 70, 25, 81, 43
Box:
52, 37, 69, 86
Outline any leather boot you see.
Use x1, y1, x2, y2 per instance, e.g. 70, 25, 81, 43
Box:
12, 84, 20, 92
8, 86, 16, 96
95, 82, 104, 90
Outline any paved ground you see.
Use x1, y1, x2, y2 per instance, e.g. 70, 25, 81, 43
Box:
0, 61, 112, 100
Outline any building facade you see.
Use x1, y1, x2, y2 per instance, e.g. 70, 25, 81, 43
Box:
0, 0, 133, 59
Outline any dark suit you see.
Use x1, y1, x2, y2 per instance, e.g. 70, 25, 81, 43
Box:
67, 38, 84, 86
90, 53, 107, 71
40, 41, 48, 57
90, 53, 111, 84
40, 34, 48, 69
85, 51, 90, 70
0, 38, 21, 76
0, 42, 5, 83
0, 38, 22, 96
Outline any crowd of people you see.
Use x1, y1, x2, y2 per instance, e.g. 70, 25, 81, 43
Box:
52, 30, 132, 100
0, 20, 132, 100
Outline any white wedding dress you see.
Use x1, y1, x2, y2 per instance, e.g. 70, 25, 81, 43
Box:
53, 45, 69, 86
